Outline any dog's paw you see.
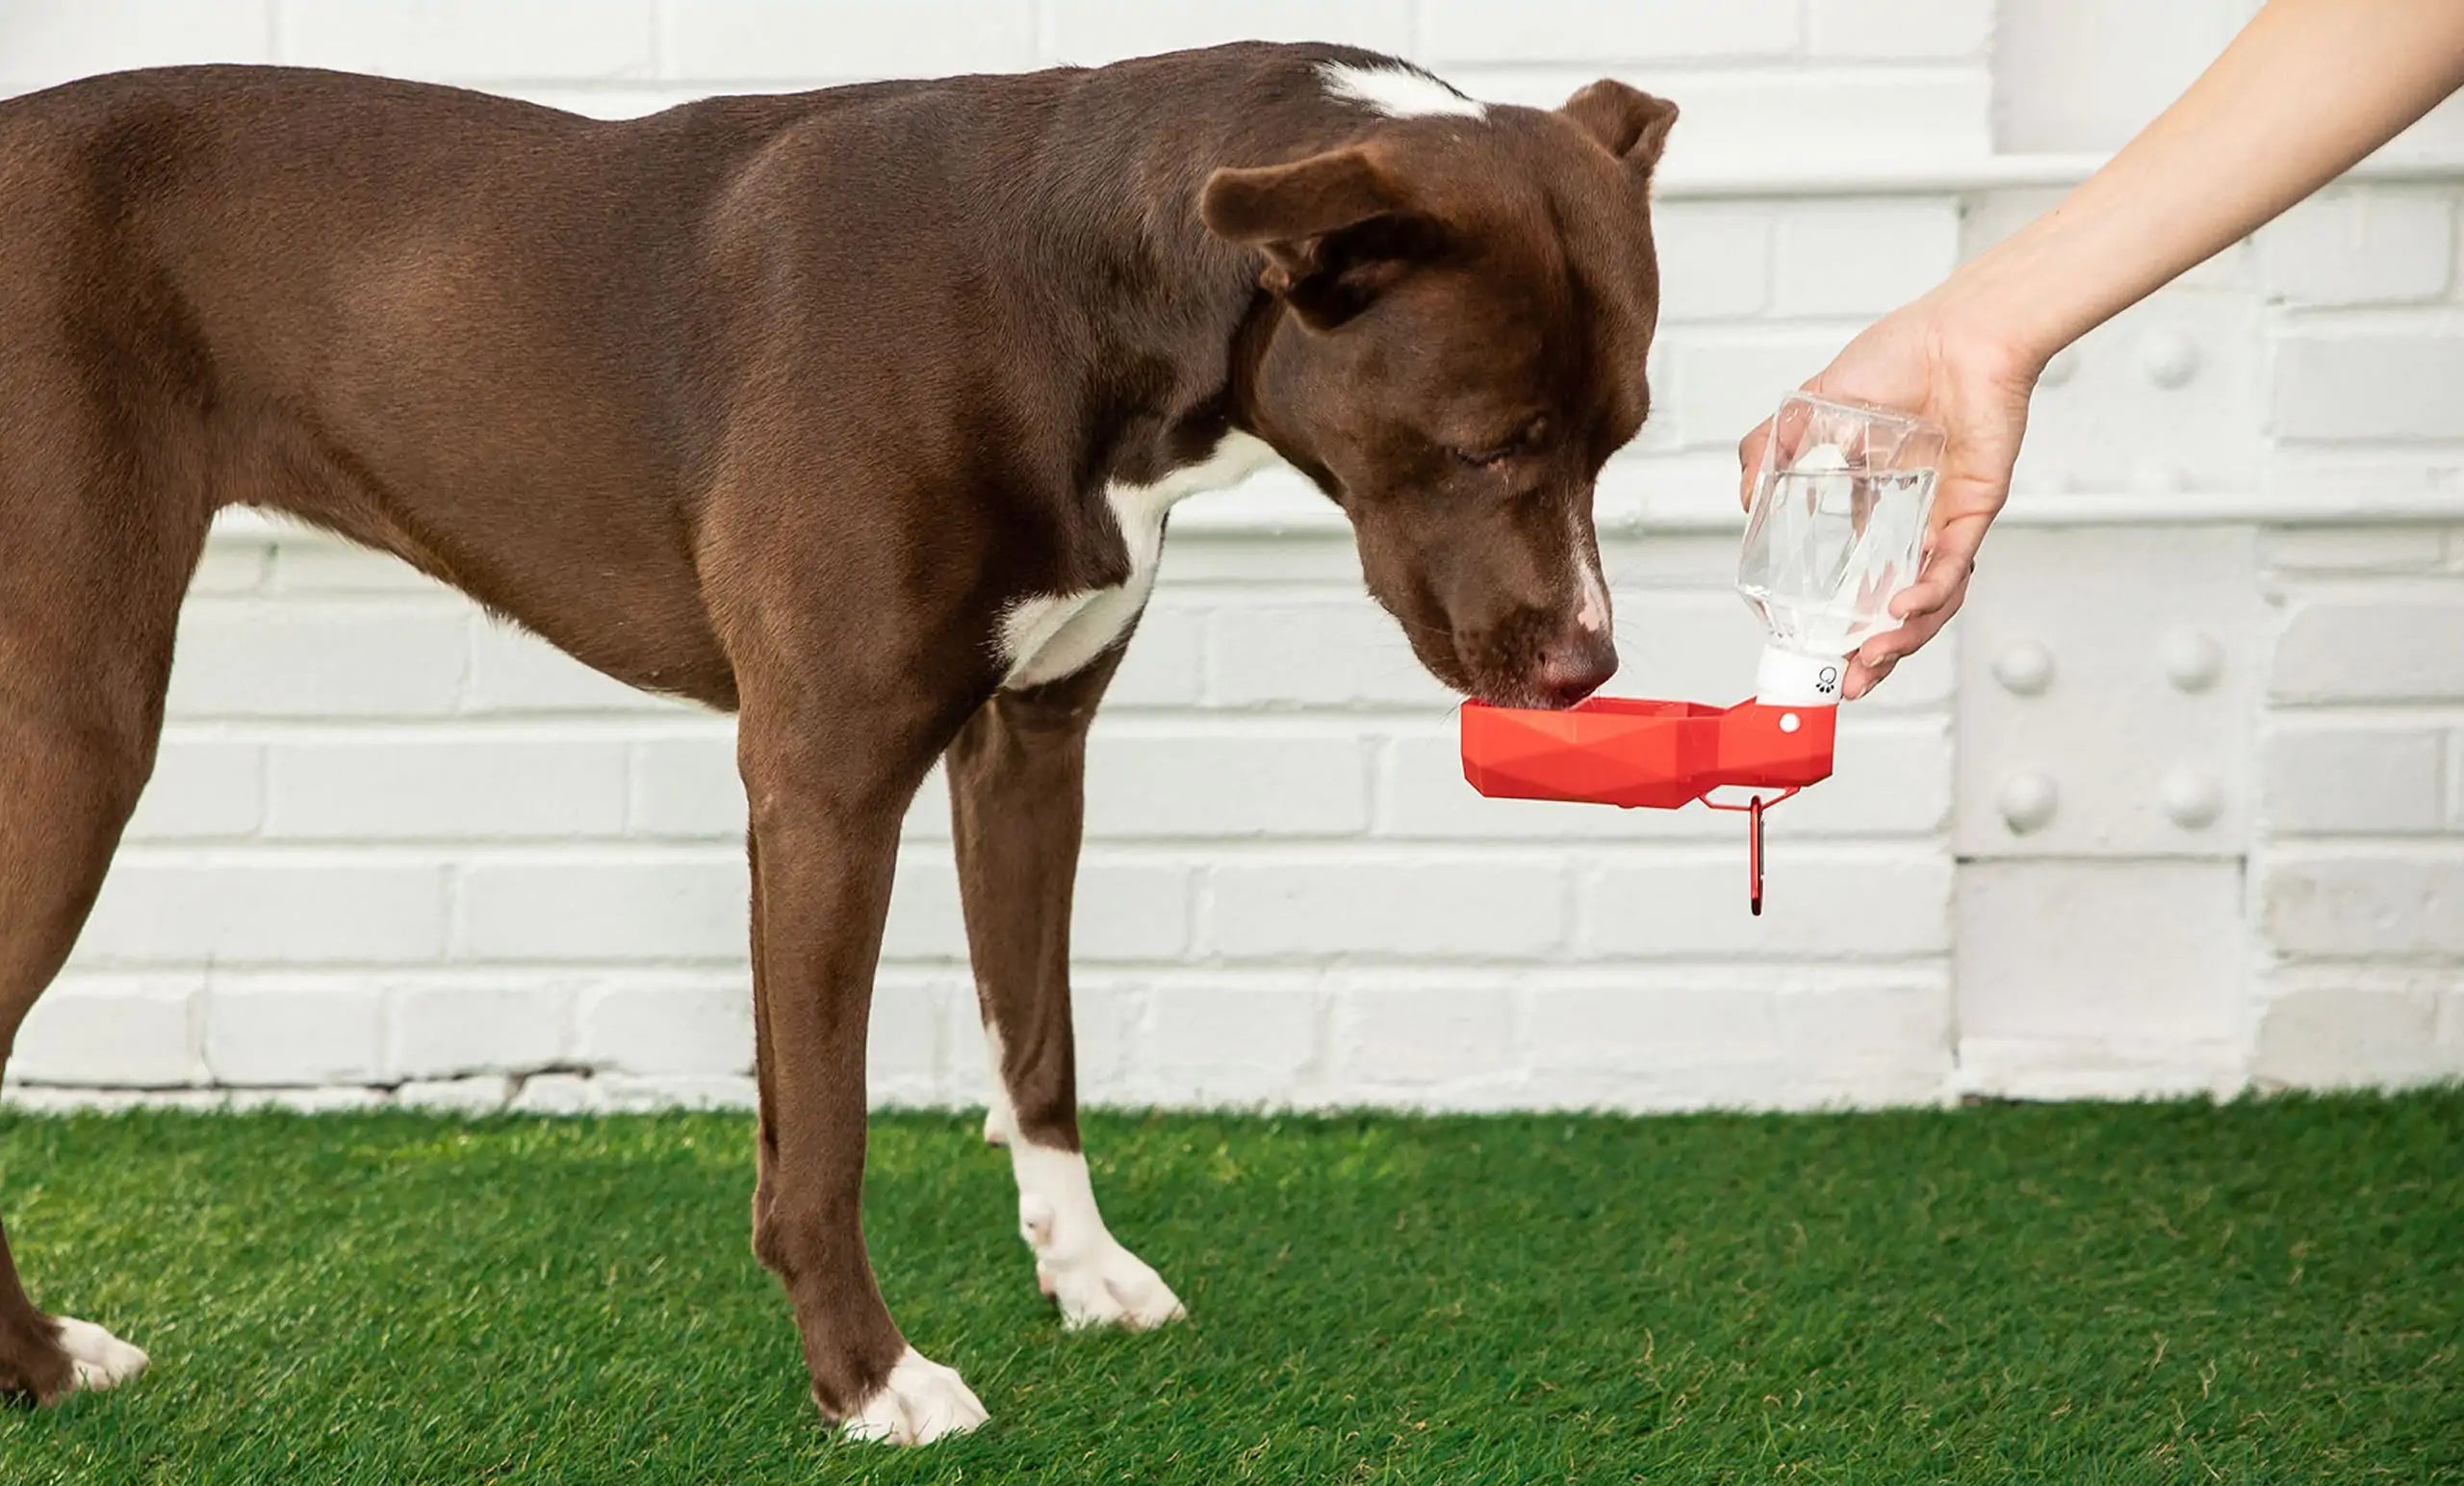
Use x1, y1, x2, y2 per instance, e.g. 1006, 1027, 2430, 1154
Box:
1029, 1225, 1187, 1332
55, 1317, 148, 1393
839, 1347, 988, 1446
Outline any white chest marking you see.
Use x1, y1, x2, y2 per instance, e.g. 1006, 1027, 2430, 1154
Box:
998, 431, 1281, 689
1319, 62, 1486, 120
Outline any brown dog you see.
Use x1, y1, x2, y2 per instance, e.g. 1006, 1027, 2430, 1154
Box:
0, 42, 1672, 1441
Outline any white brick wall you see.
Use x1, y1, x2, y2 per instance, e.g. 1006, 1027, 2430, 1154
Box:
4, 0, 2461, 1114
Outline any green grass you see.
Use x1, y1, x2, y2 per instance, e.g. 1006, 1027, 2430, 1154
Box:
0, 1092, 2456, 1484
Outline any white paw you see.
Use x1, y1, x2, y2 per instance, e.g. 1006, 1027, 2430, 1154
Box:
1035, 1236, 1187, 1331
55, 1317, 148, 1393
839, 1347, 988, 1446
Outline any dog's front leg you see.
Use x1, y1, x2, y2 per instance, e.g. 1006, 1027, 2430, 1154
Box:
946, 649, 1186, 1331
740, 705, 988, 1445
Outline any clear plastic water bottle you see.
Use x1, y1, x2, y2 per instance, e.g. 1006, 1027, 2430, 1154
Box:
1737, 393, 1945, 705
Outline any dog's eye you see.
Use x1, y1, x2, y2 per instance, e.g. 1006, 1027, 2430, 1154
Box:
1450, 445, 1515, 471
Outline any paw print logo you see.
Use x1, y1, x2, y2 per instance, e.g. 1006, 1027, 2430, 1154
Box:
1816, 665, 1839, 696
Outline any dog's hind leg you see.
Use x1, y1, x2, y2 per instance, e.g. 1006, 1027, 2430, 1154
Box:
0, 351, 209, 1401
945, 648, 1185, 1332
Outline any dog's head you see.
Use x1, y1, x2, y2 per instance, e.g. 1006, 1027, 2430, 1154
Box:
1205, 75, 1675, 710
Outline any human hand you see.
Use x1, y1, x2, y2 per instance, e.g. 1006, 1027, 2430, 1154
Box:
1737, 296, 2041, 700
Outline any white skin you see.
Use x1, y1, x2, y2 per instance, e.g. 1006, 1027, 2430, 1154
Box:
1740, 0, 2464, 700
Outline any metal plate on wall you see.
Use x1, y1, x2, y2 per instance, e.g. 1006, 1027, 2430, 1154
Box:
1955, 526, 2261, 858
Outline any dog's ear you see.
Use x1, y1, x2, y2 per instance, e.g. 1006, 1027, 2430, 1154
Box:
1200, 146, 1444, 329
1560, 80, 1678, 174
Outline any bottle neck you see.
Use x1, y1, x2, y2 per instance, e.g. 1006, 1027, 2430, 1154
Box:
1755, 644, 1845, 706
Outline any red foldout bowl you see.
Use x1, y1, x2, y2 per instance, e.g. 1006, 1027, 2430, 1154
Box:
1459, 696, 1836, 811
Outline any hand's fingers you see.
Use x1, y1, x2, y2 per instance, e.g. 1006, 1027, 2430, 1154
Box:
1841, 652, 1897, 701
1736, 421, 1774, 509
1855, 600, 1961, 674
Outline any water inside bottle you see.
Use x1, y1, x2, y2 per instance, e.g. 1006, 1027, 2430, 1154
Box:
1737, 454, 1937, 655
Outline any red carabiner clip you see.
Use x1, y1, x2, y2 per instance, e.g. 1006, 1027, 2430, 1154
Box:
1748, 794, 1764, 916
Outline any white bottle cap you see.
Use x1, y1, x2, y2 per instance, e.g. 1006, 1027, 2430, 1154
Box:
1756, 645, 1846, 706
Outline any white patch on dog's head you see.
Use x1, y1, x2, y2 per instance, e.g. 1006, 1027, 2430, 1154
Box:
1319, 61, 1486, 120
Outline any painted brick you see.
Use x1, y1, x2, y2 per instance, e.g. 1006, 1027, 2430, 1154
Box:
269, 542, 449, 593
1106, 601, 1208, 708
2256, 191, 2455, 307
1038, 0, 1411, 64
1662, 329, 1854, 451
204, 984, 384, 1085
2260, 525, 2448, 572
1208, 858, 1568, 960
1447, 67, 1993, 167
1806, 0, 1993, 59
191, 545, 270, 595
1523, 980, 1781, 1071
595, 1074, 759, 1112
1958, 861, 2245, 1045
948, 974, 1144, 1105
2272, 599, 2464, 704
577, 979, 752, 1076
1139, 981, 1319, 1105
1330, 982, 1516, 1086
627, 735, 951, 842
1652, 204, 1773, 322
657, 0, 1038, 80
465, 624, 687, 715
386, 982, 572, 1079
883, 854, 1192, 963
1771, 200, 1964, 316
125, 740, 264, 841
12, 978, 200, 1086
167, 604, 468, 718
457, 856, 745, 962
273, 0, 654, 80
396, 1075, 517, 1113
268, 736, 629, 839
1582, 852, 1950, 958
2272, 329, 2464, 442
1206, 601, 1456, 709
1421, 0, 1801, 64
0, 0, 271, 89
2262, 726, 2445, 834
2252, 977, 2454, 1089
509, 1072, 599, 1114
2262, 852, 2464, 960
79, 860, 449, 965
1084, 730, 1369, 838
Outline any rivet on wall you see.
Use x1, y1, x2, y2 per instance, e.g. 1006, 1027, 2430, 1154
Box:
1997, 771, 2060, 833
2160, 767, 2224, 830
2161, 629, 2224, 692
1992, 640, 2055, 696
2137, 329, 2200, 389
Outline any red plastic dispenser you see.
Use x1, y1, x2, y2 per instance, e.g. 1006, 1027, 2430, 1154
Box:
1459, 394, 1945, 913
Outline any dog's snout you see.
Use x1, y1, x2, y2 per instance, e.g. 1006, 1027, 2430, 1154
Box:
1534, 629, 1618, 708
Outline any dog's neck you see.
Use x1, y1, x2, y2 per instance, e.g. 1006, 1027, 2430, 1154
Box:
1008, 51, 1435, 494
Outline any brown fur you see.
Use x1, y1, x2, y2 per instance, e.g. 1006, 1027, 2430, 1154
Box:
0, 44, 1671, 1422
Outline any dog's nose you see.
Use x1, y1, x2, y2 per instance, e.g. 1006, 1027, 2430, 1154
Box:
1534, 630, 1618, 708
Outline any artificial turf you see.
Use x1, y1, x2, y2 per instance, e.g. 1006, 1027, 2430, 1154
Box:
0, 1090, 2455, 1484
